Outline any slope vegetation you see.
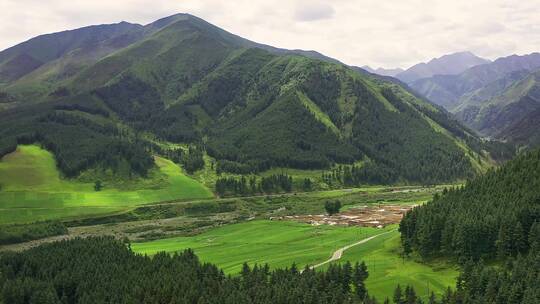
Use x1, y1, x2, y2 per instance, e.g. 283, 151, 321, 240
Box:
401, 149, 540, 260
0, 14, 492, 186
0, 145, 212, 224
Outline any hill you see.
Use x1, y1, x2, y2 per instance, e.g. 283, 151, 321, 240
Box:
0, 145, 212, 224
399, 148, 540, 303
0, 14, 493, 186
401, 148, 540, 260
395, 51, 489, 83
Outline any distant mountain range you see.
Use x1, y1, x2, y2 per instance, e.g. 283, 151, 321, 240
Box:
0, 13, 490, 184
361, 66, 404, 77
364, 51, 540, 147
395, 51, 490, 83
408, 53, 540, 146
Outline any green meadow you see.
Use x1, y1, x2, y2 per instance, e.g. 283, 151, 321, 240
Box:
132, 220, 457, 301
0, 145, 213, 224
329, 230, 458, 301
132, 220, 389, 272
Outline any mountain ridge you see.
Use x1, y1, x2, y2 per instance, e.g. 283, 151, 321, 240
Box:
395, 51, 490, 83
0, 13, 493, 184
408, 52, 540, 146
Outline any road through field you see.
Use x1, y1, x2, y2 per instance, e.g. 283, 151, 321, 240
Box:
309, 229, 396, 269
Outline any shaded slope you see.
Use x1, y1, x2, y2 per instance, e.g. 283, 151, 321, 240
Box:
454, 70, 540, 143
410, 53, 540, 111
0, 22, 144, 88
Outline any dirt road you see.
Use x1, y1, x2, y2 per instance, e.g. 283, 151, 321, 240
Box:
309, 230, 395, 269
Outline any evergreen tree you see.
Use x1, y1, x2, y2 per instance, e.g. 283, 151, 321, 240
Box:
393, 284, 404, 304
94, 180, 102, 191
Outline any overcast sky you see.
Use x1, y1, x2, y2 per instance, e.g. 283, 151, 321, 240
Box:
1, 0, 539, 69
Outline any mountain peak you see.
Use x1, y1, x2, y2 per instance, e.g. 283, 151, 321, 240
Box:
362, 65, 404, 77
396, 51, 490, 83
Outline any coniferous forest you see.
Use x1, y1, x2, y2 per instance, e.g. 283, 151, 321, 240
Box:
399, 149, 540, 304
0, 237, 375, 304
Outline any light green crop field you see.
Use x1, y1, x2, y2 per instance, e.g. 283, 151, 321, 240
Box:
0, 145, 213, 224
132, 220, 391, 273
328, 229, 458, 301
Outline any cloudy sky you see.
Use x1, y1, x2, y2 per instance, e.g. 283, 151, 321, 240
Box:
1, 0, 539, 69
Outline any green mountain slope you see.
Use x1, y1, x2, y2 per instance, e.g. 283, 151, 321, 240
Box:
0, 14, 492, 184
409, 53, 540, 111
454, 70, 540, 144
399, 149, 540, 304
0, 22, 146, 102
401, 148, 540, 259
407, 53, 540, 147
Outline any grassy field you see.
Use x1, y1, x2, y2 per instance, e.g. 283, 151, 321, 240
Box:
132, 220, 457, 301
132, 220, 390, 272
0, 145, 213, 224
328, 230, 458, 301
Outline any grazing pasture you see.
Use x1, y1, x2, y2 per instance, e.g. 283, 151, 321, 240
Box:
329, 230, 458, 301
0, 145, 213, 224
132, 220, 388, 272
132, 220, 457, 301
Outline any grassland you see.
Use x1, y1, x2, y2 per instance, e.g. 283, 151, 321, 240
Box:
328, 230, 458, 301
0, 145, 446, 225
0, 145, 213, 224
132, 220, 457, 301
132, 220, 391, 272
0, 147, 457, 301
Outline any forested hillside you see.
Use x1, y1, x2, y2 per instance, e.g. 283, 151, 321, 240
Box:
0, 14, 493, 184
399, 149, 540, 303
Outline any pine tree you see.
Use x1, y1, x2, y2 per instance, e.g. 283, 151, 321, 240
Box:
393, 284, 404, 304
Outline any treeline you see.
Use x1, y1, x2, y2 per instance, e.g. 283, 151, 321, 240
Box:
215, 174, 294, 196
0, 96, 156, 178
164, 145, 205, 174
390, 244, 540, 304
0, 237, 376, 304
0, 221, 67, 245
322, 162, 398, 186
400, 149, 540, 261
397, 149, 540, 303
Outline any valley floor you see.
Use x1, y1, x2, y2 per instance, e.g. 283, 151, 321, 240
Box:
0, 145, 459, 302
131, 220, 457, 302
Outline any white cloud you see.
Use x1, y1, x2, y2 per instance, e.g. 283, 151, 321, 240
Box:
1, 0, 540, 69
294, 2, 335, 22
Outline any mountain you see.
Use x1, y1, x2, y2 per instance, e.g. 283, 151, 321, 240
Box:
361, 66, 404, 77
0, 15, 339, 108
0, 21, 148, 104
396, 51, 490, 83
409, 53, 540, 146
454, 70, 540, 136
410, 53, 540, 110
0, 13, 492, 184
